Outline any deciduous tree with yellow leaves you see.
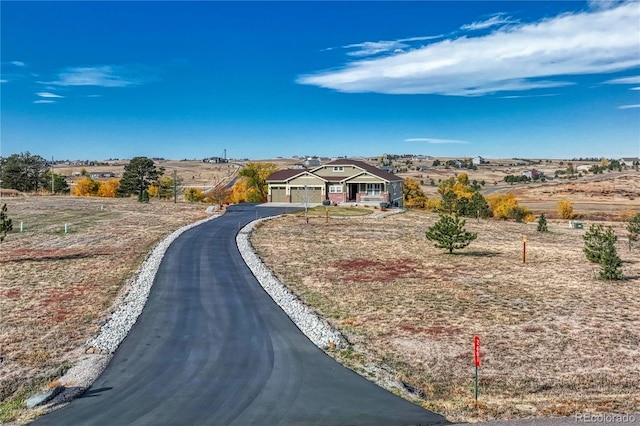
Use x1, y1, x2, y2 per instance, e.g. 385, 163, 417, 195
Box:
557, 199, 575, 219
184, 187, 205, 203
487, 193, 534, 222
403, 178, 427, 208
72, 177, 99, 196
237, 162, 278, 202
97, 179, 120, 198
229, 179, 254, 203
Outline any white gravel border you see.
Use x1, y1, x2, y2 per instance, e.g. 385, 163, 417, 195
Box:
237, 216, 347, 349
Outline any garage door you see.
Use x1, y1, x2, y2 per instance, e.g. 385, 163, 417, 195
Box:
290, 186, 322, 203
270, 187, 287, 202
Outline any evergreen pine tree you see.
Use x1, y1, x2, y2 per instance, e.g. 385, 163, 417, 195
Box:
138, 189, 150, 203
627, 213, 640, 250
1, 203, 13, 243
469, 192, 490, 218
440, 191, 457, 215
537, 213, 548, 232
117, 157, 162, 201
583, 224, 623, 280
426, 214, 477, 254
599, 242, 623, 280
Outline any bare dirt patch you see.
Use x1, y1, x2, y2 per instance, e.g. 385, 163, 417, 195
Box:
251, 210, 640, 423
0, 196, 208, 422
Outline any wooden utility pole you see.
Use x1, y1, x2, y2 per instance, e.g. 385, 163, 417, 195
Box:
51, 156, 55, 194
173, 169, 177, 204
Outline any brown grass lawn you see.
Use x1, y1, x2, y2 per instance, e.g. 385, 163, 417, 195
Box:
251, 210, 640, 422
0, 196, 208, 422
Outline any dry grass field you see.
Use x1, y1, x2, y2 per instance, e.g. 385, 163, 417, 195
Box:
251, 209, 640, 422
0, 196, 208, 422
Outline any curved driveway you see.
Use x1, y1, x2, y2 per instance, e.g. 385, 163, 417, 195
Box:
35, 204, 448, 425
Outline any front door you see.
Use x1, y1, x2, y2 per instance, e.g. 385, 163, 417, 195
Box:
348, 183, 358, 201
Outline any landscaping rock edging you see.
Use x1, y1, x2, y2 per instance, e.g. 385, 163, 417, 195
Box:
237, 216, 347, 350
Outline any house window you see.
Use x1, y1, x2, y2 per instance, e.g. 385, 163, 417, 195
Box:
332, 166, 344, 172
366, 183, 382, 195
329, 185, 343, 193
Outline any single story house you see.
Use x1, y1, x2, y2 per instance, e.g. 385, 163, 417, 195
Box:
266, 159, 404, 206
620, 157, 640, 167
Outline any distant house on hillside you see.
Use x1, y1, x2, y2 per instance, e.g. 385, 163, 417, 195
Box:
304, 157, 321, 167
203, 157, 228, 163
90, 172, 116, 179
266, 159, 404, 206
521, 169, 542, 180
619, 157, 640, 167
472, 156, 486, 165
292, 163, 306, 170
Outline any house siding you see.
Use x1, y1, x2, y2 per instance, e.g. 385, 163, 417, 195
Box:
314, 165, 360, 178
287, 175, 326, 186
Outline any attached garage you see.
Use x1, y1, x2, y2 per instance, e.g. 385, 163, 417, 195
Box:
290, 186, 322, 203
270, 187, 287, 202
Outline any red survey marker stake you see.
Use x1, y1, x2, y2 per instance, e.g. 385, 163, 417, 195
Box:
474, 336, 480, 403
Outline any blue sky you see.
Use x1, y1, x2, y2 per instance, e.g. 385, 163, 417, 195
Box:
1, 1, 639, 161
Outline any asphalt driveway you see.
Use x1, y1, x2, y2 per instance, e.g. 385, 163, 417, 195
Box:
34, 204, 448, 425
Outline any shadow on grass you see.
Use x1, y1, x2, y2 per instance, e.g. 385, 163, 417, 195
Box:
1, 251, 114, 263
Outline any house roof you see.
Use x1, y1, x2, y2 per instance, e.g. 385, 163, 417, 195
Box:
266, 169, 328, 183
324, 159, 403, 182
266, 158, 403, 183
266, 169, 305, 181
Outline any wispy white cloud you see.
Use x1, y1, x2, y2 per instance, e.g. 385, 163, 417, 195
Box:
605, 75, 640, 85
10, 61, 26, 67
298, 2, 640, 96
631, 87, 640, 91
33, 100, 55, 104
36, 92, 64, 98
500, 93, 561, 99
43, 65, 158, 87
618, 104, 640, 109
328, 35, 443, 58
398, 35, 443, 43
406, 138, 470, 144
345, 41, 408, 57
460, 14, 518, 31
